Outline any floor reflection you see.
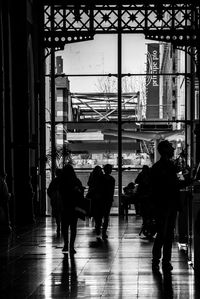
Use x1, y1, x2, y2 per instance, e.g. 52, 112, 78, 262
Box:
0, 216, 198, 298
153, 270, 174, 298
61, 255, 78, 297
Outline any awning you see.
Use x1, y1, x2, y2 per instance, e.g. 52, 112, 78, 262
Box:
104, 129, 185, 142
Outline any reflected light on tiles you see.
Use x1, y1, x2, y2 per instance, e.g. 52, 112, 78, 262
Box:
189, 272, 195, 298
44, 239, 53, 298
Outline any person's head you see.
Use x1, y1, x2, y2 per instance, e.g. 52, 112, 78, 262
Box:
157, 140, 175, 159
62, 163, 76, 180
103, 164, 113, 175
127, 182, 135, 189
142, 165, 149, 172
93, 165, 102, 175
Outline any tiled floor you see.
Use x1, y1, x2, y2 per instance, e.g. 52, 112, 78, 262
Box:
0, 214, 200, 298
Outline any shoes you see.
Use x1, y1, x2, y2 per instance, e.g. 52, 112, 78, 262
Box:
152, 263, 160, 272
152, 258, 160, 272
62, 245, 68, 254
102, 233, 108, 240
70, 247, 76, 255
95, 228, 101, 235
96, 234, 101, 240
162, 262, 173, 271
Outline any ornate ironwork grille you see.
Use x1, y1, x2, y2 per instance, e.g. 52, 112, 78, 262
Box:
44, 2, 200, 49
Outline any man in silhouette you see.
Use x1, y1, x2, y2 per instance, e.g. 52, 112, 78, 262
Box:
95, 164, 115, 240
151, 140, 181, 272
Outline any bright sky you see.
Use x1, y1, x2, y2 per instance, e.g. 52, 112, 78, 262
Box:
58, 34, 151, 92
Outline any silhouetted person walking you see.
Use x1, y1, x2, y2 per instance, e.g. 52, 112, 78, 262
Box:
151, 140, 181, 272
87, 165, 104, 219
87, 166, 105, 233
59, 163, 84, 255
47, 168, 62, 237
95, 164, 115, 240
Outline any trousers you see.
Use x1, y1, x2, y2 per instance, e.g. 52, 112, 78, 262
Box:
152, 209, 177, 264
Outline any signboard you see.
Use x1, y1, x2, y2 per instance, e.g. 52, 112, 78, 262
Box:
146, 43, 160, 119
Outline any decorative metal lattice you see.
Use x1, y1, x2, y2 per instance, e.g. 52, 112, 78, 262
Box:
44, 2, 200, 48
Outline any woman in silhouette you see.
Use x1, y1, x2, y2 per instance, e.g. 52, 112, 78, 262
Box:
59, 163, 84, 254
87, 165, 104, 236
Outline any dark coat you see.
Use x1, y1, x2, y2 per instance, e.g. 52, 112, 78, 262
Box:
151, 158, 181, 214
59, 177, 83, 213
87, 172, 105, 216
102, 173, 115, 205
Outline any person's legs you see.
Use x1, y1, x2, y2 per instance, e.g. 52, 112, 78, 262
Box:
69, 217, 78, 253
152, 234, 163, 266
102, 205, 112, 238
94, 206, 103, 236
162, 211, 177, 268
152, 216, 166, 267
94, 215, 102, 235
121, 195, 128, 218
61, 215, 69, 252
55, 213, 61, 237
